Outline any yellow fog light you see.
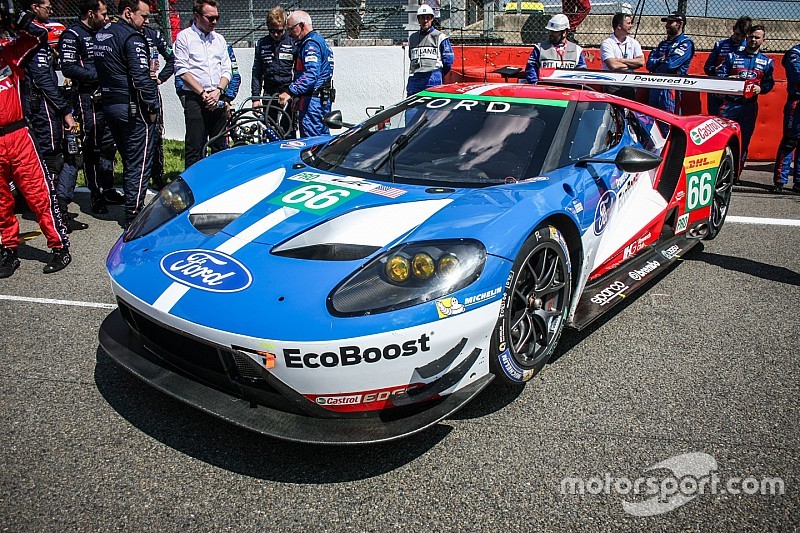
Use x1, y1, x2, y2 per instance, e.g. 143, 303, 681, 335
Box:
438, 255, 460, 276
386, 255, 410, 282
412, 253, 435, 279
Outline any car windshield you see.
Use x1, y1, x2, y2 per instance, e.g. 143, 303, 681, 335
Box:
306, 92, 568, 186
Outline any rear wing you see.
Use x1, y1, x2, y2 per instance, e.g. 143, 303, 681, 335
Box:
542, 69, 756, 97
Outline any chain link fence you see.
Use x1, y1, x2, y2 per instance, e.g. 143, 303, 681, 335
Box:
49, 0, 798, 51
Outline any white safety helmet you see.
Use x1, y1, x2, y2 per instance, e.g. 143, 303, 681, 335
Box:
545, 13, 570, 31
417, 4, 435, 17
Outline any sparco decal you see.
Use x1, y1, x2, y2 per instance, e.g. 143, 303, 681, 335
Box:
160, 250, 252, 292
628, 259, 661, 281
590, 280, 629, 306
283, 333, 431, 368
689, 119, 726, 145
594, 190, 617, 235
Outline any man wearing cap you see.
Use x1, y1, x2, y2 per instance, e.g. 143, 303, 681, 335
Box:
525, 13, 587, 85
704, 16, 751, 116
406, 3, 454, 96
717, 25, 774, 171
645, 12, 695, 114
600, 12, 644, 99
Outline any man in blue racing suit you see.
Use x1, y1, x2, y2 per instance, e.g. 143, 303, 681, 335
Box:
92, 0, 160, 228
703, 16, 750, 116
717, 25, 774, 170
773, 43, 800, 193
406, 3, 454, 96
59, 0, 120, 217
278, 10, 334, 138
646, 12, 695, 114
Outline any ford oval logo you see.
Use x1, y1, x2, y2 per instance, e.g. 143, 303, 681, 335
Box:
594, 190, 617, 235
160, 250, 252, 293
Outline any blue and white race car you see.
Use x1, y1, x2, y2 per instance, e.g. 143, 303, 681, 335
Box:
100, 81, 740, 444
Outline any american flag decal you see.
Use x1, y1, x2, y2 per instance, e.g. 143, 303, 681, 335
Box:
370, 185, 406, 198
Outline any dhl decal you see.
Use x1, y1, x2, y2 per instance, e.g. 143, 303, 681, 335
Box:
683, 150, 723, 173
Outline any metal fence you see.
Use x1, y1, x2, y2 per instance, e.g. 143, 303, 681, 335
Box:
50, 0, 799, 52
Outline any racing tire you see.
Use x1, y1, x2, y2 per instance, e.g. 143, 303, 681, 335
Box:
704, 146, 735, 240
489, 225, 572, 385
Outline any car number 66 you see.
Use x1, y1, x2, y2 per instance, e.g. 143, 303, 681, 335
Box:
282, 184, 351, 210
687, 172, 713, 210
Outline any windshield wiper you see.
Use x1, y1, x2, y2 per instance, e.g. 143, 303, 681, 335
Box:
372, 117, 428, 181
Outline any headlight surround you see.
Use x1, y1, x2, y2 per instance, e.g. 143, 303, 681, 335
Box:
124, 178, 194, 241
329, 239, 486, 316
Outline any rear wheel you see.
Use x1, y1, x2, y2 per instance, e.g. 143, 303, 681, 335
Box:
490, 225, 572, 385
704, 146, 735, 240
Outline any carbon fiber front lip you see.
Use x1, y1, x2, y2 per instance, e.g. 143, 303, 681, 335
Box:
99, 309, 494, 445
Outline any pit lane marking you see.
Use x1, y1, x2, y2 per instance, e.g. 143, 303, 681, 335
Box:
727, 216, 800, 227
0, 294, 117, 309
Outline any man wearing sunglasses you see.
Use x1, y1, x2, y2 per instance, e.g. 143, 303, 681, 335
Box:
252, 6, 294, 137
278, 10, 334, 138
92, 0, 160, 229
174, 0, 231, 168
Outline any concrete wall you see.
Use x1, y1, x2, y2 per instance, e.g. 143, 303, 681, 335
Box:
162, 46, 410, 140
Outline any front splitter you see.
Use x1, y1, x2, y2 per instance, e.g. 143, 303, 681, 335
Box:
99, 309, 494, 445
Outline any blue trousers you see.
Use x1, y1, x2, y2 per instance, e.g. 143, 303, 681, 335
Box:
774, 99, 800, 185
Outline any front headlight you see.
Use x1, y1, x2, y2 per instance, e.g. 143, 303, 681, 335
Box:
124, 178, 194, 241
329, 239, 486, 316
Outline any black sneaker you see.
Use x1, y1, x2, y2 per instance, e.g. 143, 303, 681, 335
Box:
773, 183, 784, 194
66, 217, 89, 232
0, 247, 20, 278
90, 194, 108, 214
102, 188, 125, 205
43, 247, 71, 274
792, 183, 800, 194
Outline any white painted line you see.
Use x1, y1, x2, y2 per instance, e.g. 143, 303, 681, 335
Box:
727, 215, 800, 227
0, 294, 116, 309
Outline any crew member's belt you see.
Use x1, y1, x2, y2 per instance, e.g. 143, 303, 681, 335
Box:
0, 120, 27, 136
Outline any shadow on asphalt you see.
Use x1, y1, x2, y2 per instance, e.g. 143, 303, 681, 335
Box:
93, 346, 454, 481
683, 245, 800, 286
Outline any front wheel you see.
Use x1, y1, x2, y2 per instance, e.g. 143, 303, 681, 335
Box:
704, 146, 735, 240
490, 225, 572, 385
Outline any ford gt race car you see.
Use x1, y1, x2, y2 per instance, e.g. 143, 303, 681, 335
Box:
100, 74, 742, 444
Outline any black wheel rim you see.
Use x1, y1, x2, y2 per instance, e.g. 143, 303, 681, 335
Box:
710, 154, 733, 231
507, 241, 569, 368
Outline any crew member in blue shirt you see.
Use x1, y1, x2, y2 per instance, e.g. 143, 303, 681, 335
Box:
252, 6, 295, 138
646, 12, 695, 114
773, 43, 800, 193
278, 10, 334, 138
703, 16, 750, 116
92, 0, 160, 228
718, 25, 774, 170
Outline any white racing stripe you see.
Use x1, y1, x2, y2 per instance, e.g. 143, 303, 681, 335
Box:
152, 206, 300, 313
727, 215, 800, 227
0, 294, 117, 309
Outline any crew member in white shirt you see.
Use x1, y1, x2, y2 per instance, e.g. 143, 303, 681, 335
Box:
599, 12, 644, 100
173, 0, 232, 168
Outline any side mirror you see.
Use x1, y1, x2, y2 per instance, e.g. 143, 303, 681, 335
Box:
323, 110, 354, 130
576, 146, 662, 173
614, 146, 663, 173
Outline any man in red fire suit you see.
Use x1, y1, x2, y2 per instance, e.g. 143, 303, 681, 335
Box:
0, 24, 71, 278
